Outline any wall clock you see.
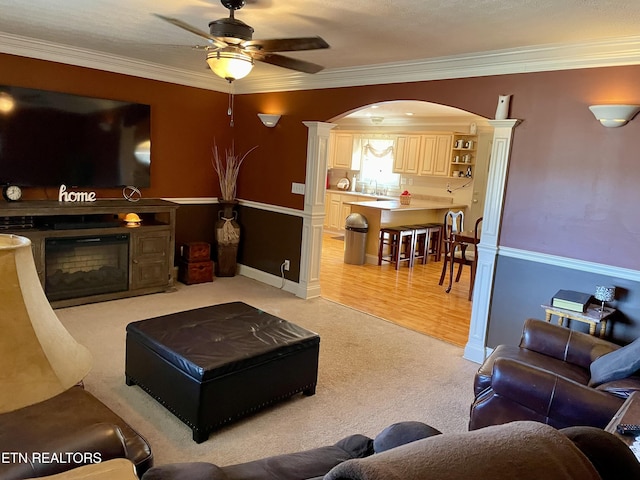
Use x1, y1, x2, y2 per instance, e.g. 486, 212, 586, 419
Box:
2, 185, 22, 202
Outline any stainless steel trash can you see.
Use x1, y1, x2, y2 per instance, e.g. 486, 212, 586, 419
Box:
344, 213, 368, 265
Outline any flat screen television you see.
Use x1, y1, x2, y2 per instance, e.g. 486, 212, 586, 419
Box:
0, 85, 151, 188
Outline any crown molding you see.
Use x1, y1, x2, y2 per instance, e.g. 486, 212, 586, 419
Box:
2, 32, 640, 94
0, 32, 229, 91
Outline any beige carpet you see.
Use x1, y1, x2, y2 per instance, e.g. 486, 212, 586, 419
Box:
55, 276, 479, 468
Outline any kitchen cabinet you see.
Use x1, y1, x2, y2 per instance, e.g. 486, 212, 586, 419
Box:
449, 133, 477, 178
393, 135, 421, 174
328, 192, 343, 230
395, 134, 451, 177
329, 132, 358, 170
325, 192, 375, 232
418, 134, 452, 176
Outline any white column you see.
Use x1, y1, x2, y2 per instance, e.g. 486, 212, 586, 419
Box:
298, 122, 336, 299
464, 119, 521, 363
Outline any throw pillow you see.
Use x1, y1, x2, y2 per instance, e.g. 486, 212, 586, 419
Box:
373, 421, 441, 453
589, 336, 640, 387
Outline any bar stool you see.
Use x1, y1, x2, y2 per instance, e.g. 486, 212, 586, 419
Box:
407, 223, 443, 264
378, 227, 415, 269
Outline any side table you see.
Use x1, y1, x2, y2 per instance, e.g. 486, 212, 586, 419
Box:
541, 303, 615, 337
605, 391, 640, 449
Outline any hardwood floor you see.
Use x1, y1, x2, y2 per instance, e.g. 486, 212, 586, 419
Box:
320, 232, 472, 347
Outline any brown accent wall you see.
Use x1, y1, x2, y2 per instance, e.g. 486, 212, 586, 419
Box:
0, 53, 233, 200
2, 52, 638, 272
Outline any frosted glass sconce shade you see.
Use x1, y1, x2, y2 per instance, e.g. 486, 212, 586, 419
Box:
588, 104, 640, 127
258, 114, 281, 127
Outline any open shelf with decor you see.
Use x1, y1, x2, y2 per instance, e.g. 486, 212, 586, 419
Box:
449, 133, 477, 178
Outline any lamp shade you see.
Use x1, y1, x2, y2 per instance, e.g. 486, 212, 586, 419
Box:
588, 104, 640, 127
594, 285, 616, 302
207, 47, 254, 82
0, 234, 92, 413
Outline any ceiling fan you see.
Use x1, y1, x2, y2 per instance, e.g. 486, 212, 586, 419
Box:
155, 0, 330, 82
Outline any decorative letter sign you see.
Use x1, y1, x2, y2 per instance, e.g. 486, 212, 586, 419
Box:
58, 185, 97, 203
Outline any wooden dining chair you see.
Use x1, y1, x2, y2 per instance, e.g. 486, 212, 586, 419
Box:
439, 211, 481, 299
467, 217, 483, 300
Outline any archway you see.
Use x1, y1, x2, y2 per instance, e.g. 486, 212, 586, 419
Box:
302, 103, 519, 363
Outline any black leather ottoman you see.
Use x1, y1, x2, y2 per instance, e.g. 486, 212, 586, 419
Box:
125, 302, 320, 443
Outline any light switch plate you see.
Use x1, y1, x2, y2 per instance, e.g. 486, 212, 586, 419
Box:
291, 182, 305, 195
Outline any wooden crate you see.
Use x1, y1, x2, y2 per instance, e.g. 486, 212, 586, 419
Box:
180, 242, 210, 262
178, 260, 214, 285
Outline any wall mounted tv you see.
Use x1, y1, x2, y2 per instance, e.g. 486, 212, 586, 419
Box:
0, 85, 151, 188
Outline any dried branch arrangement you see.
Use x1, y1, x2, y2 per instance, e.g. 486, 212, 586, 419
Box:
212, 142, 258, 201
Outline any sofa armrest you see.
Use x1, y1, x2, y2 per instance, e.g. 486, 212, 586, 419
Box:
0, 423, 128, 479
492, 358, 624, 428
520, 318, 619, 369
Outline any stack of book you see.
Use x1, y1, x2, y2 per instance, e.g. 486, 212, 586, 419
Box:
551, 290, 592, 313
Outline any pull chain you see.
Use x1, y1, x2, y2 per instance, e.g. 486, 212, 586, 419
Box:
227, 80, 235, 127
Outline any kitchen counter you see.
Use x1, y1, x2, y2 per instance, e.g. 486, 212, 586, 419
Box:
346, 198, 468, 264
345, 199, 466, 212
326, 189, 396, 201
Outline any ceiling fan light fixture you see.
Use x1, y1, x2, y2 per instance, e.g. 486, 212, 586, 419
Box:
207, 47, 254, 82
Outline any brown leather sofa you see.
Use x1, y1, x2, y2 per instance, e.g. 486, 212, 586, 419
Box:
470, 318, 640, 430
140, 421, 640, 480
0, 385, 153, 480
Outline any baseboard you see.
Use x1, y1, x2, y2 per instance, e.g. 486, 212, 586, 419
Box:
237, 264, 299, 296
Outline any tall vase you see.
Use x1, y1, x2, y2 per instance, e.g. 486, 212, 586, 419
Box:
215, 201, 241, 277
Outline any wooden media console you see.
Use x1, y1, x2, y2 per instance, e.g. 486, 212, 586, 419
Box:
0, 199, 178, 308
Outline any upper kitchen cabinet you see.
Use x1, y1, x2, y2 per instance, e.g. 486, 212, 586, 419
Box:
395, 133, 451, 177
393, 135, 421, 174
418, 134, 452, 176
329, 132, 360, 170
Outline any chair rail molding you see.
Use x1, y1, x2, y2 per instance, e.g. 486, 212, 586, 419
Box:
464, 119, 521, 364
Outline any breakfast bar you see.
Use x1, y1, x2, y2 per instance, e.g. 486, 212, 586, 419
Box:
346, 198, 467, 264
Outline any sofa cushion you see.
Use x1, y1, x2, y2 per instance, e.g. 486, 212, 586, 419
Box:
324, 421, 601, 480
589, 336, 640, 387
220, 434, 373, 480
561, 426, 640, 480
475, 344, 591, 396
373, 421, 441, 453
142, 462, 226, 480
595, 376, 640, 399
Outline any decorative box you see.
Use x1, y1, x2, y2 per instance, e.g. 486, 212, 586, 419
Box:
180, 242, 211, 262
178, 260, 214, 285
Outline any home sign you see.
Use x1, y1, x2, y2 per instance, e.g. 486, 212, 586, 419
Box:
58, 184, 97, 202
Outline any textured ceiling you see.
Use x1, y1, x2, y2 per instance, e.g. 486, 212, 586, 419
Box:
1, 0, 640, 95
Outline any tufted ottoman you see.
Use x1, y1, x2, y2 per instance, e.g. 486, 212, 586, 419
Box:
125, 302, 320, 443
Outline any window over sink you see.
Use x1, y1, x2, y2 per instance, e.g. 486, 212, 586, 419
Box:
358, 137, 400, 194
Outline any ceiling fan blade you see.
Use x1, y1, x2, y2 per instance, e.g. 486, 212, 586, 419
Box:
253, 53, 325, 74
243, 36, 329, 52
153, 14, 227, 49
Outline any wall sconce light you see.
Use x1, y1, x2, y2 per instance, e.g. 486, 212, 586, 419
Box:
257, 114, 281, 128
588, 104, 640, 128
